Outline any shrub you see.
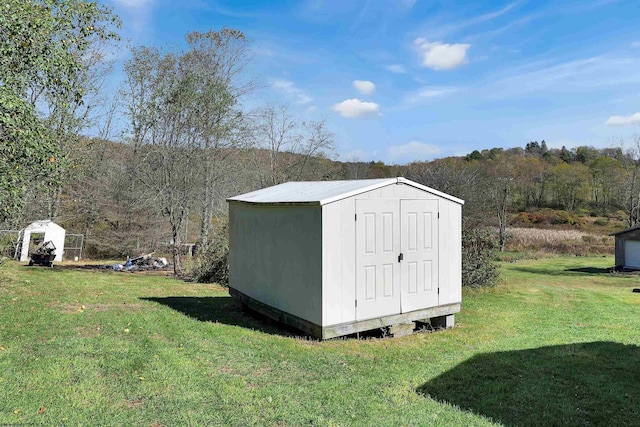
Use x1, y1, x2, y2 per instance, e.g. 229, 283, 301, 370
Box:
528, 212, 546, 224
513, 212, 531, 225
529, 209, 559, 225
189, 222, 229, 285
524, 209, 586, 226
614, 210, 628, 221
0, 232, 19, 258
462, 227, 500, 289
593, 218, 608, 226
552, 210, 584, 226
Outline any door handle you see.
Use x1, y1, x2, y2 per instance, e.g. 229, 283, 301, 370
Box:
398, 253, 403, 262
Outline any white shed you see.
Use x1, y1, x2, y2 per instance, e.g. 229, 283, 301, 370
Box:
227, 178, 464, 339
18, 220, 66, 262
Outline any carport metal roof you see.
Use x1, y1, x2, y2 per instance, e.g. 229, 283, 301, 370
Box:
227, 177, 464, 206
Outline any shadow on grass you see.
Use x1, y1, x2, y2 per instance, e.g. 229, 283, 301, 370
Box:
140, 296, 392, 340
510, 266, 620, 277
417, 341, 640, 426
565, 266, 615, 274
140, 296, 303, 338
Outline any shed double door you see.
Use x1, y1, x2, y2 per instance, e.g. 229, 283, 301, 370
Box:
355, 199, 439, 321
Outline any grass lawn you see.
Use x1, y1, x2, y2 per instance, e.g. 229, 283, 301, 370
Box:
1, 256, 639, 426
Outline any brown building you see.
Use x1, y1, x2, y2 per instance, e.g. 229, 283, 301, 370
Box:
610, 225, 640, 269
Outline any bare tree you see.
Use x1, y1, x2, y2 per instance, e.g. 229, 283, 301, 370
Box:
120, 29, 258, 271
121, 47, 202, 273
181, 29, 255, 247
621, 132, 640, 226
37, 32, 121, 220
479, 156, 516, 251
251, 105, 335, 187
343, 154, 368, 179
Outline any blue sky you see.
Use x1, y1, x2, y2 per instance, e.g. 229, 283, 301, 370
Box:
103, 0, 640, 164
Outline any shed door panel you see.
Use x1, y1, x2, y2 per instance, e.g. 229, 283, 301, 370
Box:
624, 240, 640, 268
355, 200, 401, 320
401, 200, 439, 312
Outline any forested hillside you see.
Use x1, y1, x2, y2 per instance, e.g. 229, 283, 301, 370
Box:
6, 136, 638, 260
2, 1, 638, 275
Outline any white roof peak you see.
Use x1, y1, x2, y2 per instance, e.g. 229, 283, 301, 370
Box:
228, 178, 464, 205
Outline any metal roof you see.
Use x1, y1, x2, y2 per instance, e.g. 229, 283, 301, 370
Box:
227, 177, 464, 206
24, 220, 64, 231
609, 223, 640, 236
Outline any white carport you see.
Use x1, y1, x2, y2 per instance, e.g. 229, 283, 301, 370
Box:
18, 220, 66, 262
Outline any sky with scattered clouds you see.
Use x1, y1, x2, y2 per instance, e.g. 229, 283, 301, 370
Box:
102, 0, 640, 164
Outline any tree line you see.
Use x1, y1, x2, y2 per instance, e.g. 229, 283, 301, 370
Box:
3, 1, 639, 278
345, 140, 640, 250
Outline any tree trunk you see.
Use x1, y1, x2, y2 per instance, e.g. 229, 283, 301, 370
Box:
498, 184, 509, 252
628, 166, 638, 227
198, 189, 211, 247
172, 223, 181, 275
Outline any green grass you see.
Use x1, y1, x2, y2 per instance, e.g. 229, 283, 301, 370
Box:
1, 257, 639, 426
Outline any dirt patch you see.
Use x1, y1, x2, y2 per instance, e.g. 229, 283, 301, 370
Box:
219, 365, 234, 375
121, 398, 144, 410
149, 332, 169, 342
52, 263, 174, 276
252, 365, 272, 376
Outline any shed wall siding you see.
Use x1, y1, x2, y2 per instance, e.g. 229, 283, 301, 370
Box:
321, 182, 462, 327
229, 203, 322, 325
615, 237, 623, 267
322, 198, 357, 326
322, 202, 342, 325
437, 199, 462, 304
614, 228, 640, 267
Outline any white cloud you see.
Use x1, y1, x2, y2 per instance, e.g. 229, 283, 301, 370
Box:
399, 86, 461, 109
472, 2, 518, 24
416, 86, 458, 98
484, 55, 640, 99
271, 79, 313, 105
111, 0, 154, 33
387, 140, 441, 162
386, 64, 406, 74
353, 80, 376, 95
605, 112, 640, 126
416, 2, 521, 41
632, 41, 640, 48
332, 98, 381, 118
414, 38, 470, 70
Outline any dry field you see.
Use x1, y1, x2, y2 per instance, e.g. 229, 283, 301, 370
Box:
505, 227, 613, 255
